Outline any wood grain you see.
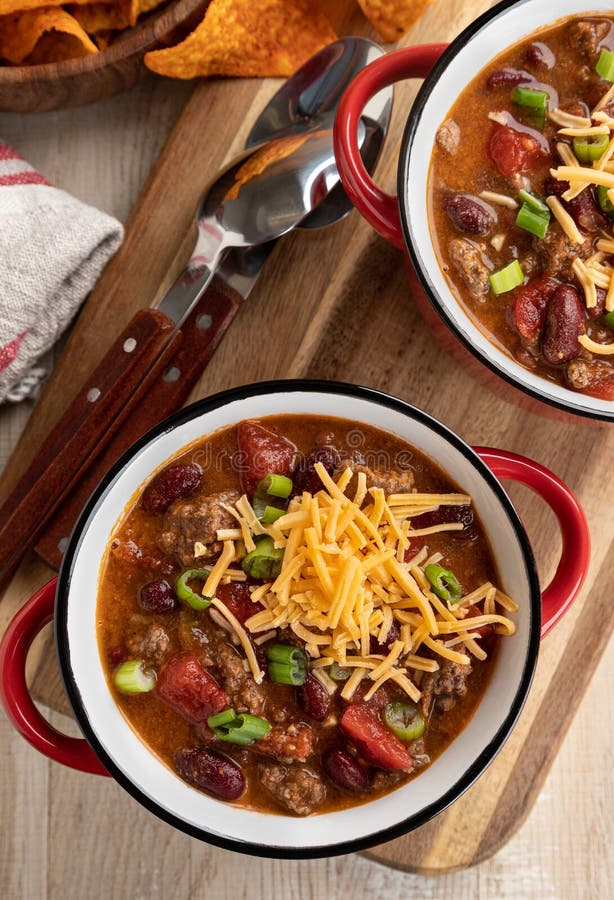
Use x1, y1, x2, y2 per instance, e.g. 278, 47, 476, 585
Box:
0, 0, 209, 114
0, 0, 612, 885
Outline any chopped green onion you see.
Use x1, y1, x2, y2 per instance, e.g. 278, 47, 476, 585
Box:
267, 643, 306, 666
515, 202, 550, 239
512, 85, 548, 112
207, 708, 237, 728
518, 190, 549, 215
113, 660, 156, 694
329, 661, 351, 681
383, 700, 425, 742
212, 712, 271, 745
424, 564, 462, 604
572, 135, 609, 163
241, 536, 284, 579
268, 661, 307, 686
596, 48, 614, 82
489, 260, 524, 295
597, 184, 614, 216
252, 473, 293, 519
176, 568, 212, 610
261, 505, 285, 524
260, 473, 293, 498
267, 644, 307, 686
603, 310, 614, 330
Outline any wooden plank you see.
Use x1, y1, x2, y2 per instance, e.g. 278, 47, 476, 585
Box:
1, 0, 613, 879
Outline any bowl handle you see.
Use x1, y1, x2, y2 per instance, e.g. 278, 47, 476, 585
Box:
0, 577, 109, 775
475, 447, 590, 638
334, 44, 448, 249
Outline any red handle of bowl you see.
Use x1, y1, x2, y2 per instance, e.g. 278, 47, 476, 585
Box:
0, 577, 109, 775
475, 447, 590, 638
334, 44, 447, 249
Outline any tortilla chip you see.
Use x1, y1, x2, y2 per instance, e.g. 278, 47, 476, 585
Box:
0, 0, 93, 13
0, 7, 97, 64
356, 0, 434, 43
144, 0, 337, 79
69, 3, 130, 34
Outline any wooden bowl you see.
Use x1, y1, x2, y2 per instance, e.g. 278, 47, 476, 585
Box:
0, 0, 209, 114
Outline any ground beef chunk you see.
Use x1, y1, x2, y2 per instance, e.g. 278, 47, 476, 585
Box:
569, 18, 612, 58
332, 462, 414, 496
448, 238, 492, 300
256, 722, 315, 763
566, 357, 614, 392
157, 489, 240, 566
127, 623, 170, 666
420, 659, 473, 716
258, 763, 326, 816
536, 227, 591, 281
371, 769, 405, 792
435, 119, 460, 156
216, 643, 265, 716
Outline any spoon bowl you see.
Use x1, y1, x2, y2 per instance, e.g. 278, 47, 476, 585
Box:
245, 37, 393, 229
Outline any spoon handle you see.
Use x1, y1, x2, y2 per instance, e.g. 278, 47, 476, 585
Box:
34, 276, 244, 571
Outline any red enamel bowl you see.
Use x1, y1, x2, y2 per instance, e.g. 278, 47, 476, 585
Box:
333, 0, 614, 423
0, 381, 590, 857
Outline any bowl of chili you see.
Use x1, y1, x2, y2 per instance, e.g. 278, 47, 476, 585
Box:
334, 0, 614, 422
0, 381, 589, 857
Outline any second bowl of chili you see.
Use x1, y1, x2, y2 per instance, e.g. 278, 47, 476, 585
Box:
334, 0, 614, 422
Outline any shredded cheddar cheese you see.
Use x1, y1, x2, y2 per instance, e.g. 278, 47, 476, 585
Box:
191, 464, 517, 704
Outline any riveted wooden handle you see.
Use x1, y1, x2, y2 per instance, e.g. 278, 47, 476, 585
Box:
0, 309, 181, 590
35, 276, 244, 570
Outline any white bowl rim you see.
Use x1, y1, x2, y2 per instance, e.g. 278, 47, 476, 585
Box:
54, 379, 541, 858
398, 0, 614, 423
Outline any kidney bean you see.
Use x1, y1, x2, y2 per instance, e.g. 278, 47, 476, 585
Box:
486, 68, 530, 90
138, 579, 179, 613
508, 275, 559, 343
323, 748, 369, 793
410, 504, 477, 540
567, 189, 607, 233
292, 446, 339, 497
174, 747, 245, 800
141, 463, 203, 514
369, 618, 401, 655
542, 285, 585, 365
296, 674, 331, 722
443, 194, 495, 235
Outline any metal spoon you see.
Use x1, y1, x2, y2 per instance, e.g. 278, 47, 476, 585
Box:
245, 37, 393, 229
159, 127, 347, 324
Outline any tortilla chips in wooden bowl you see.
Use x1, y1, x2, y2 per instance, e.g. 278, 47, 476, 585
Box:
0, 0, 433, 113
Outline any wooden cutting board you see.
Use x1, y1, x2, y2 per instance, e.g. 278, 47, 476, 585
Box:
1, 0, 613, 874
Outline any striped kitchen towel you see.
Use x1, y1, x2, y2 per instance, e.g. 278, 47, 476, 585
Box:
0, 141, 123, 404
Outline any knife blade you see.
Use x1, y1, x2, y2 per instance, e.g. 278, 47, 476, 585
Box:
33, 243, 275, 571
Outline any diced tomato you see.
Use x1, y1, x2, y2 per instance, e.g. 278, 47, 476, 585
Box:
216, 581, 263, 625
509, 275, 559, 342
488, 123, 545, 177
465, 604, 495, 640
156, 653, 228, 724
340, 704, 413, 771
236, 420, 297, 496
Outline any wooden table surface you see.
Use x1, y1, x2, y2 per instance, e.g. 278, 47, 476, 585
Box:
1, 31, 613, 900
